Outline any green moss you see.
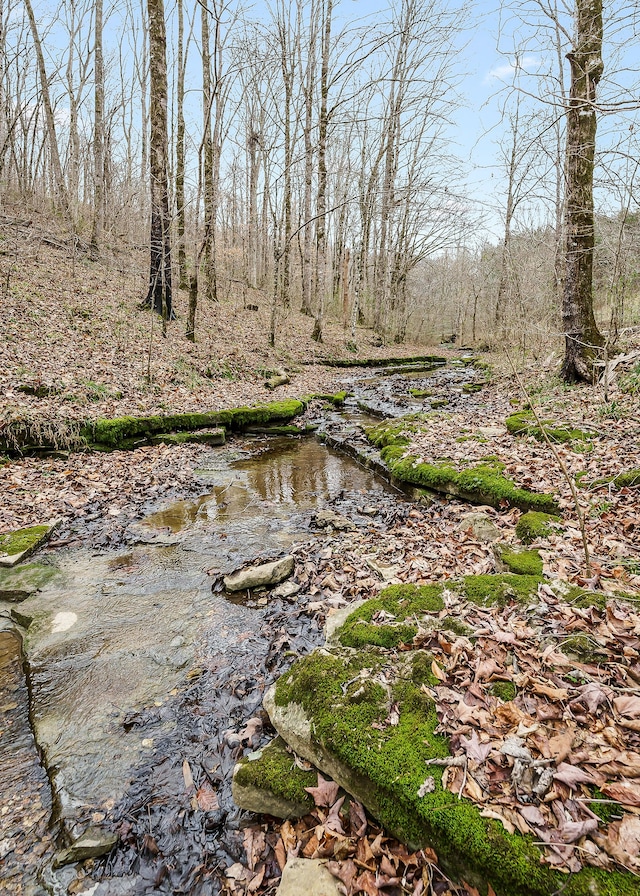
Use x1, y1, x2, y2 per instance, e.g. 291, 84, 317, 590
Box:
515, 511, 559, 544
83, 400, 306, 449
589, 789, 623, 824
0, 525, 50, 556
505, 410, 593, 444
462, 574, 542, 607
563, 585, 607, 610
440, 616, 475, 638
234, 737, 316, 808
490, 681, 517, 701
410, 650, 441, 687
409, 388, 433, 398
611, 468, 640, 488
338, 584, 445, 649
273, 648, 635, 895
149, 429, 225, 446
0, 561, 59, 600
322, 355, 447, 369
366, 421, 559, 514
462, 383, 483, 394
498, 548, 544, 576
431, 399, 449, 408
561, 634, 607, 663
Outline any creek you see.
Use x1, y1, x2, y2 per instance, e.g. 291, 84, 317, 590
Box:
0, 355, 483, 896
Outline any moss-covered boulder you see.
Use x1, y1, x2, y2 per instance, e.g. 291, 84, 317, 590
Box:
148, 428, 225, 447
494, 546, 544, 576
232, 736, 316, 819
505, 410, 593, 444
515, 511, 559, 544
366, 419, 560, 514
0, 522, 59, 568
258, 578, 636, 896
84, 400, 306, 449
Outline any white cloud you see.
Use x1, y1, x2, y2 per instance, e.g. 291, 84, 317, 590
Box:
485, 55, 540, 83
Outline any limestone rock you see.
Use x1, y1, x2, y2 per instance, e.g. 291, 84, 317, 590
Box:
458, 511, 500, 543
0, 561, 59, 601
276, 858, 342, 896
224, 556, 295, 592
271, 580, 301, 600
265, 369, 291, 390
0, 520, 60, 568
52, 828, 118, 868
314, 509, 355, 531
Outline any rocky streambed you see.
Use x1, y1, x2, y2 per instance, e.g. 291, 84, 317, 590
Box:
5, 354, 635, 896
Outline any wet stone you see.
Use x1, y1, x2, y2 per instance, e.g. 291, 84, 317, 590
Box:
224, 555, 295, 592
53, 827, 119, 868
314, 509, 356, 531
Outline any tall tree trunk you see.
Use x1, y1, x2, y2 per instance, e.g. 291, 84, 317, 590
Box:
145, 0, 172, 320
311, 0, 332, 343
24, 0, 68, 213
247, 128, 260, 289
175, 0, 188, 288
201, 0, 216, 303
561, 0, 604, 381
300, 0, 317, 315
90, 0, 104, 259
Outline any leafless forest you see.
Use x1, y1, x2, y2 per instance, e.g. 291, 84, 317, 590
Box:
1, 0, 639, 363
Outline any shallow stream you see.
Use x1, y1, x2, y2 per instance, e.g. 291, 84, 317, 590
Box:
0, 356, 484, 895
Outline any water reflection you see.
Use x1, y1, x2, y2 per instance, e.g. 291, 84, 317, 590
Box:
144, 438, 393, 534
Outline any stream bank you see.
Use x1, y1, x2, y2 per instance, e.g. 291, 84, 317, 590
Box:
2, 353, 639, 895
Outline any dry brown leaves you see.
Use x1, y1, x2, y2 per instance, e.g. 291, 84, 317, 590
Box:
410, 584, 640, 874
222, 785, 480, 896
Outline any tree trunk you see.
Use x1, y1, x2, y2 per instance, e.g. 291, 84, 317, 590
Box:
201, 0, 216, 303
145, 0, 172, 320
175, 0, 188, 288
24, 0, 68, 214
561, 0, 604, 382
311, 0, 332, 343
90, 0, 104, 260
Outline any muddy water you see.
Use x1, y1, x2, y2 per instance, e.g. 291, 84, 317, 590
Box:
7, 436, 402, 894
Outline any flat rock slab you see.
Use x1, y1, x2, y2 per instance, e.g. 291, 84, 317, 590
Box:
458, 511, 501, 543
0, 520, 59, 567
224, 556, 295, 592
276, 858, 341, 896
53, 827, 118, 868
0, 561, 59, 601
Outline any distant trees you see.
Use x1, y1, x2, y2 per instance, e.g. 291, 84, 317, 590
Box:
1, 0, 638, 355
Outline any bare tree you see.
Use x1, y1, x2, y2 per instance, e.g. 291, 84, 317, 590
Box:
561, 0, 604, 381
90, 0, 104, 258
144, 0, 172, 321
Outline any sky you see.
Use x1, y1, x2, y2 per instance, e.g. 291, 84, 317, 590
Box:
28, 0, 640, 242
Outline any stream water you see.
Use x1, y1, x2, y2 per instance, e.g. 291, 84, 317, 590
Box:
0, 355, 483, 896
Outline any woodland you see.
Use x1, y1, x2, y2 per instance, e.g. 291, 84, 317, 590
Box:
1, 1, 640, 896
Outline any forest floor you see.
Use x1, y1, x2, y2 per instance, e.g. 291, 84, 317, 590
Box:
2, 209, 640, 895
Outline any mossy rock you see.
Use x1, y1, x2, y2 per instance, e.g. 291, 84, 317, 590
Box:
515, 511, 559, 544
232, 736, 316, 818
0, 561, 59, 601
367, 421, 559, 514
408, 388, 433, 398
494, 546, 544, 576
148, 428, 225, 446
0, 522, 58, 567
320, 355, 447, 369
462, 383, 483, 394
338, 577, 540, 652
83, 400, 306, 449
431, 399, 449, 409
505, 410, 593, 444
266, 647, 634, 896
